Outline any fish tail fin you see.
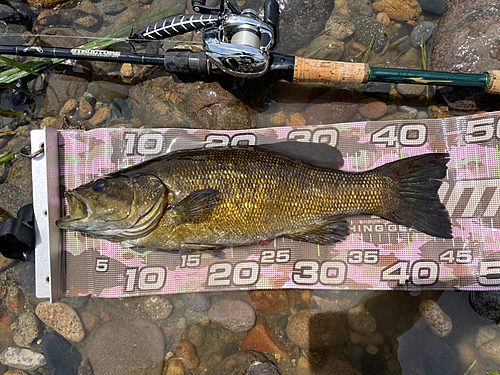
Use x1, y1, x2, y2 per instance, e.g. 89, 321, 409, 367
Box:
377, 153, 452, 239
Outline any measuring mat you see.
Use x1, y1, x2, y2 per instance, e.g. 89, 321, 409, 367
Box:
32, 112, 500, 300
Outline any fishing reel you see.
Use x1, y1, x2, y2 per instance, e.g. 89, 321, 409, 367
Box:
133, 0, 279, 78
200, 0, 279, 78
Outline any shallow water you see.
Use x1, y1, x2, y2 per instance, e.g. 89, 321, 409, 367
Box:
0, 0, 499, 374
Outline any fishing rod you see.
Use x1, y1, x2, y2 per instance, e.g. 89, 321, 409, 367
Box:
1, 0, 500, 95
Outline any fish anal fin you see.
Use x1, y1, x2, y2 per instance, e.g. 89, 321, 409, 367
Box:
173, 189, 222, 224
259, 141, 344, 170
286, 217, 349, 244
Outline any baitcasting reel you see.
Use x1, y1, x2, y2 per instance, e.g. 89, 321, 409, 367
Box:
133, 0, 279, 78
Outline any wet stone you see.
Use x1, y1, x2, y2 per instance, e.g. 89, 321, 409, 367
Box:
372, 0, 422, 21
59, 99, 77, 117
13, 312, 39, 348
208, 299, 256, 332
347, 304, 377, 336
103, 1, 127, 15
180, 293, 211, 312
187, 325, 206, 347
140, 296, 173, 321
206, 351, 276, 375
0, 347, 46, 371
286, 309, 348, 349
222, 341, 239, 359
80, 311, 100, 331
417, 0, 448, 16
304, 89, 358, 125
352, 16, 388, 53
7, 285, 25, 316
348, 0, 373, 16
78, 97, 93, 119
4, 370, 28, 375
89, 319, 164, 375
358, 98, 388, 119
89, 107, 111, 126
35, 302, 85, 343
307, 35, 344, 61
470, 291, 500, 325
479, 338, 500, 364
419, 299, 452, 337
248, 290, 289, 315
476, 325, 497, 347
173, 339, 199, 369
87, 81, 129, 104
410, 21, 436, 49
42, 332, 82, 375
166, 359, 184, 375
241, 324, 289, 361
397, 83, 426, 97
324, 15, 355, 41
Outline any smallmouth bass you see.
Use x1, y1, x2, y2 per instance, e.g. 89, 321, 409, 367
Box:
56, 141, 452, 251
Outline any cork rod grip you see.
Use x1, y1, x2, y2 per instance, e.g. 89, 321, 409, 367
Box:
293, 57, 370, 84
486, 71, 500, 94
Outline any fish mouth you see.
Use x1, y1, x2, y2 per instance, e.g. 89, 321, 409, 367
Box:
56, 191, 90, 229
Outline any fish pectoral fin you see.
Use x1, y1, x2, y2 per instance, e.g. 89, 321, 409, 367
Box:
172, 189, 222, 224
286, 217, 349, 244
258, 141, 344, 170
180, 243, 226, 254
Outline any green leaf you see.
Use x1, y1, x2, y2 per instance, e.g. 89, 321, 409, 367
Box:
0, 83, 31, 95
487, 371, 500, 375
0, 149, 14, 165
0, 108, 23, 118
0, 56, 40, 76
0, 3, 180, 84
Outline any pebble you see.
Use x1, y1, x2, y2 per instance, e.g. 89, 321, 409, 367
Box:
103, 1, 127, 15
399, 105, 418, 118
417, 0, 448, 16
349, 331, 384, 345
306, 35, 344, 61
455, 342, 475, 368
479, 338, 500, 364
180, 293, 211, 312
476, 326, 497, 347
415, 111, 429, 119
4, 370, 28, 375
358, 98, 387, 119
78, 97, 93, 119
348, 0, 373, 16
428, 105, 450, 119
7, 285, 25, 316
88, 319, 164, 375
80, 311, 100, 331
166, 359, 185, 375
89, 107, 111, 126
0, 347, 46, 371
35, 302, 85, 343
120, 63, 134, 79
37, 10, 57, 26
174, 339, 199, 369
248, 290, 289, 315
286, 112, 306, 127
0, 254, 15, 273
208, 299, 256, 332
376, 12, 390, 27
297, 356, 314, 375
366, 343, 379, 355
87, 81, 129, 103
304, 89, 358, 125
207, 351, 277, 375
396, 83, 426, 97
352, 16, 387, 53
59, 99, 77, 117
140, 296, 173, 321
372, 0, 422, 21
13, 312, 39, 348
347, 304, 377, 335
40, 117, 57, 128
42, 332, 82, 375
410, 21, 436, 49
419, 299, 452, 337
187, 325, 206, 347
241, 324, 289, 361
286, 309, 347, 349
324, 15, 355, 41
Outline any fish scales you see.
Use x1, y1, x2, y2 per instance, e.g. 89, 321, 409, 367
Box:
56, 142, 452, 251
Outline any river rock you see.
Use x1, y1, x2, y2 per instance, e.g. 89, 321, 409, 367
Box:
103, 1, 127, 15
173, 339, 199, 369
304, 89, 358, 125
470, 291, 500, 326
35, 302, 84, 343
307, 35, 344, 61
244, 0, 334, 54
4, 370, 28, 375
13, 312, 39, 348
206, 351, 278, 375
0, 347, 46, 371
352, 16, 388, 53
347, 304, 377, 336
410, 21, 436, 49
78, 97, 93, 119
372, 0, 422, 21
88, 319, 164, 375
358, 98, 387, 119
323, 15, 355, 41
208, 299, 255, 332
129, 75, 254, 129
286, 309, 348, 349
241, 324, 289, 361
166, 359, 184, 375
7, 285, 25, 316
180, 293, 211, 312
27, 0, 65, 8
42, 332, 82, 375
187, 325, 206, 347
248, 290, 288, 315
479, 338, 500, 364
419, 300, 452, 337
348, 0, 373, 16
476, 326, 497, 347
140, 296, 173, 321
418, 0, 448, 15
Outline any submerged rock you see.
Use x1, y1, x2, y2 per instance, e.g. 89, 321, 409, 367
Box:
0, 347, 45, 371
35, 302, 85, 343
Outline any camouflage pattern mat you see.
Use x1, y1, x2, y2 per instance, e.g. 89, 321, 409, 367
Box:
54, 111, 500, 297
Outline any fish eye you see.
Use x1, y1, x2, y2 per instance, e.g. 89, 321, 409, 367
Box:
93, 179, 105, 192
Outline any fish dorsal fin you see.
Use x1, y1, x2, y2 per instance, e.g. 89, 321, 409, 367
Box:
173, 189, 222, 224
258, 141, 344, 170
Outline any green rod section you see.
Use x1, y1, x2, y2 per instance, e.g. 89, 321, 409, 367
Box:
369, 67, 489, 89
